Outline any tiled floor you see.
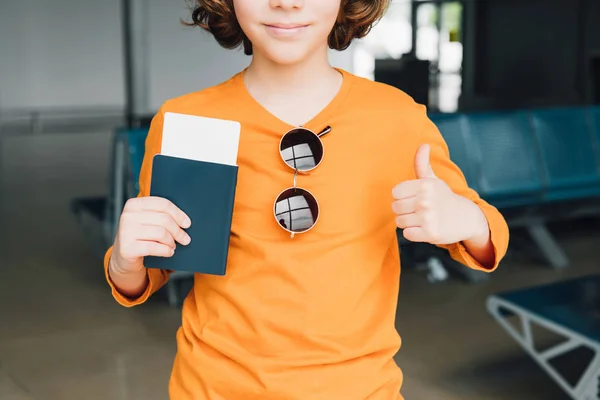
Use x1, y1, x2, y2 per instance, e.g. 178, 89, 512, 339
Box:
0, 130, 596, 399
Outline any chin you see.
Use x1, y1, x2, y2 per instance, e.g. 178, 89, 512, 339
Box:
256, 42, 319, 66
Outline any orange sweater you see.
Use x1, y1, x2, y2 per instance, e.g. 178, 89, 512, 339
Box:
104, 69, 509, 399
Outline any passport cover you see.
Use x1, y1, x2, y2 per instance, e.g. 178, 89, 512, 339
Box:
143, 154, 238, 275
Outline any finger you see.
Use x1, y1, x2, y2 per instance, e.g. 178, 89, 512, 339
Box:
392, 180, 422, 200
395, 213, 421, 229
136, 197, 192, 228
136, 225, 177, 249
138, 241, 176, 258
137, 211, 191, 246
122, 240, 174, 259
402, 227, 429, 243
414, 144, 436, 179
392, 197, 417, 216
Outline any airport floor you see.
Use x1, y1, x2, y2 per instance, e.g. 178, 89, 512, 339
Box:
0, 129, 596, 400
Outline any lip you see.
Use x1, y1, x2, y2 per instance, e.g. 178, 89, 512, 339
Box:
264, 23, 309, 38
266, 23, 309, 29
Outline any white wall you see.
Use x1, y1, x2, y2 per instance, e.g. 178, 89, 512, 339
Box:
0, 0, 354, 114
143, 0, 251, 114
0, 0, 125, 111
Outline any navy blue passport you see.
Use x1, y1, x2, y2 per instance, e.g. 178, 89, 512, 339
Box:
143, 154, 238, 275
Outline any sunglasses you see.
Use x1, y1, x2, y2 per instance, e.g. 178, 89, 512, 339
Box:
273, 125, 332, 238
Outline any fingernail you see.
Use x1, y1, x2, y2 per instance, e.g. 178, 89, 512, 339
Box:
184, 217, 192, 228
184, 235, 191, 245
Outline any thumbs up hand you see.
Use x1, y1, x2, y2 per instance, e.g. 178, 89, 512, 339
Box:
413, 142, 437, 180
392, 144, 488, 245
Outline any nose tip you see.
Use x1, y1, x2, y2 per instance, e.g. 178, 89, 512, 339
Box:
269, 0, 304, 10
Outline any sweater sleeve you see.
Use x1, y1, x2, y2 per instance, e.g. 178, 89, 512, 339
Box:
104, 106, 172, 306
418, 109, 510, 272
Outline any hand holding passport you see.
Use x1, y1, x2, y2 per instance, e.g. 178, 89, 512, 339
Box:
143, 112, 241, 275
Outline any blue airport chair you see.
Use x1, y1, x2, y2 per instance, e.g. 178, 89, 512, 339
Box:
429, 113, 480, 193
125, 127, 150, 197
464, 111, 571, 268
487, 275, 600, 400
530, 107, 600, 202
463, 111, 545, 209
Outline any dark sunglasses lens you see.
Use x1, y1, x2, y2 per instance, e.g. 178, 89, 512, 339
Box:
274, 188, 319, 233
280, 128, 323, 171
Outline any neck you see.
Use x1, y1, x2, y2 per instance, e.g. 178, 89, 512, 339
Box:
244, 46, 338, 96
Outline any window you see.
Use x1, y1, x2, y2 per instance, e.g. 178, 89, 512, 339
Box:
353, 0, 413, 80
353, 0, 464, 113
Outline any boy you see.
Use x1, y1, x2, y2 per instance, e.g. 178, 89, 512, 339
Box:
104, 0, 510, 398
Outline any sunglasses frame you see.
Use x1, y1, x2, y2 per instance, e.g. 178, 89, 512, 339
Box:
274, 125, 332, 238
273, 173, 321, 238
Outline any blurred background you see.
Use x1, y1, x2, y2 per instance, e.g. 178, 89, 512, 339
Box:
1, 0, 599, 399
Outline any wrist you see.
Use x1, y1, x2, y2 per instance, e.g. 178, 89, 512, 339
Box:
459, 201, 496, 269
109, 256, 145, 277
463, 199, 490, 245
108, 256, 149, 299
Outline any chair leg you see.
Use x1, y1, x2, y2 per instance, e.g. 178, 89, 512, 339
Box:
575, 354, 600, 400
426, 257, 449, 283
487, 296, 599, 400
166, 280, 179, 308
526, 222, 569, 269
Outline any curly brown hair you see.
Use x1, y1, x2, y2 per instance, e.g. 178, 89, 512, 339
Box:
183, 0, 390, 56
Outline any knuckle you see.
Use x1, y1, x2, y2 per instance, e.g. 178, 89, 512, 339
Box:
418, 197, 431, 210
162, 199, 175, 213
421, 180, 434, 193
422, 211, 435, 225
158, 213, 172, 228
119, 210, 131, 223
161, 227, 172, 243
123, 197, 139, 211
150, 196, 166, 212
123, 199, 133, 211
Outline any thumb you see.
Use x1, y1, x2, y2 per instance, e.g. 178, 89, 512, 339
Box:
414, 144, 436, 179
